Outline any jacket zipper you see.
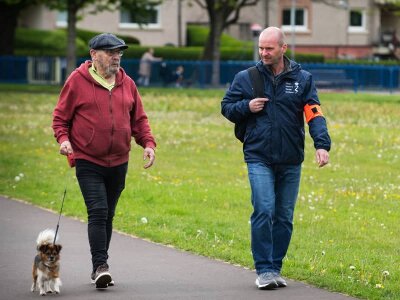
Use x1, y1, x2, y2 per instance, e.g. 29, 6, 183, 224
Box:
271, 77, 280, 161
108, 90, 114, 166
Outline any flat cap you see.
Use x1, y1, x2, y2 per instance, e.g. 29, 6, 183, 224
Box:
89, 33, 128, 50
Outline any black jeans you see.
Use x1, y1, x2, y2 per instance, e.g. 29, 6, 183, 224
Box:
75, 159, 128, 272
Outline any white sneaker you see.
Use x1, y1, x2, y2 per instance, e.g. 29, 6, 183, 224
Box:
255, 272, 278, 290
273, 273, 287, 287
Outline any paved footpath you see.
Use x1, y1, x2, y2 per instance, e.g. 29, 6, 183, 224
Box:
0, 196, 356, 300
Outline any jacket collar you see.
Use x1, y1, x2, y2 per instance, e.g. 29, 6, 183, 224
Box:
256, 56, 299, 80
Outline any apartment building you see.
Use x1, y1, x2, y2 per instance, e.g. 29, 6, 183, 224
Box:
19, 0, 399, 59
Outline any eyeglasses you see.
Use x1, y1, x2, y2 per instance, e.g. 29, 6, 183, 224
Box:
102, 49, 124, 57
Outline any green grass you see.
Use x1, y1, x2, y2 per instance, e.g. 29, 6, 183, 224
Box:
0, 85, 399, 299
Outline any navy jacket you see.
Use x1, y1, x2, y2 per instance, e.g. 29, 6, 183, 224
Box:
221, 58, 331, 165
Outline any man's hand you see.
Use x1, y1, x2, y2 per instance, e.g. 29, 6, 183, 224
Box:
143, 147, 155, 169
316, 149, 329, 168
249, 98, 269, 113
59, 141, 73, 155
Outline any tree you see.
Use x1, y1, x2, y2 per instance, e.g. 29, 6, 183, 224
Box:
0, 0, 41, 55
193, 0, 260, 86
1, 0, 160, 76
44, 1, 114, 77
46, 0, 160, 76
0, 0, 108, 72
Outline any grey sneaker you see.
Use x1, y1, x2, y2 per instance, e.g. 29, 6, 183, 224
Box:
255, 272, 278, 290
273, 273, 287, 287
91, 263, 112, 289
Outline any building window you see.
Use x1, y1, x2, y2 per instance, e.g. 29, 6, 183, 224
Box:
281, 8, 308, 32
349, 9, 366, 32
56, 11, 67, 27
119, 5, 161, 29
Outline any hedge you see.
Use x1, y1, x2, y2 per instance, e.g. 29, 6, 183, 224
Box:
75, 28, 140, 46
187, 25, 249, 47
13, 26, 328, 63
16, 28, 87, 57
15, 28, 139, 57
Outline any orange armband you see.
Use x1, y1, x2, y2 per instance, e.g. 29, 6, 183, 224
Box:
304, 104, 324, 123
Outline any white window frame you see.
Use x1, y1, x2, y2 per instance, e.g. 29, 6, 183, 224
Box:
281, 8, 309, 33
348, 9, 366, 33
119, 5, 161, 29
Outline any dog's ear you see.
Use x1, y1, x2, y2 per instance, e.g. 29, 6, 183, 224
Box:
54, 244, 62, 253
38, 244, 48, 252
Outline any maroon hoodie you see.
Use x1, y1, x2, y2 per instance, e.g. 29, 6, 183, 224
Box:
52, 61, 156, 167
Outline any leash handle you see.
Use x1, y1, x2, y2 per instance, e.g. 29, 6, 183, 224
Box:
67, 153, 75, 168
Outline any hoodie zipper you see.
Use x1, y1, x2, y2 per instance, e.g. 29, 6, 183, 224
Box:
108, 90, 115, 166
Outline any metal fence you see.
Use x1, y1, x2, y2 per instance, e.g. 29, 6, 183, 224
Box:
0, 56, 399, 92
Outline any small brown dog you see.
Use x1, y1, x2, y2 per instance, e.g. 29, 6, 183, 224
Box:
31, 229, 62, 295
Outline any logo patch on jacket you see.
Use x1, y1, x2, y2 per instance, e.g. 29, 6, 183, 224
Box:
285, 82, 299, 94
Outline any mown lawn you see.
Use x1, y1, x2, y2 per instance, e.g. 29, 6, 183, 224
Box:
0, 85, 399, 299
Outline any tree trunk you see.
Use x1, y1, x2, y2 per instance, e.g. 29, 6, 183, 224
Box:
0, 3, 22, 55
177, 0, 183, 47
203, 16, 224, 87
66, 4, 78, 77
264, 0, 269, 27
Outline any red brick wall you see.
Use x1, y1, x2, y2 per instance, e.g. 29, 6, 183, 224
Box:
292, 45, 373, 59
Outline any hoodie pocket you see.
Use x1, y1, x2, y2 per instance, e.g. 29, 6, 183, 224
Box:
111, 128, 131, 156
82, 128, 110, 157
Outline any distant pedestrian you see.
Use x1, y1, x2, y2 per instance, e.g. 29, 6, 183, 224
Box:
221, 27, 331, 290
137, 48, 162, 86
52, 33, 156, 290
172, 65, 185, 88
159, 64, 186, 87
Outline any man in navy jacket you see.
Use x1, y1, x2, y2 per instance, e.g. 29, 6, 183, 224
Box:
221, 27, 331, 289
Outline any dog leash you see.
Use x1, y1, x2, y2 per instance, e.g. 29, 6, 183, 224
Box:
53, 153, 75, 245
53, 180, 66, 245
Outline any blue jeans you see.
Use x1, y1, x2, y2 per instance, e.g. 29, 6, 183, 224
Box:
75, 159, 128, 272
247, 162, 301, 274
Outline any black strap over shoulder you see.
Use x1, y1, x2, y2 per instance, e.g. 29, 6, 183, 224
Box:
247, 66, 264, 98
234, 66, 265, 143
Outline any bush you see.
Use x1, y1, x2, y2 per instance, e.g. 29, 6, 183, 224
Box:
124, 45, 252, 61
11, 27, 354, 63
15, 28, 48, 50
186, 25, 208, 47
289, 52, 325, 63
76, 28, 140, 46
14, 27, 139, 57
124, 46, 203, 60
15, 28, 86, 56
185, 25, 323, 62
187, 24, 250, 47
326, 58, 399, 66
142, 26, 254, 59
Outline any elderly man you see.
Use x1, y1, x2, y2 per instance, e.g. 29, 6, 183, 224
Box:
52, 33, 156, 289
221, 27, 331, 289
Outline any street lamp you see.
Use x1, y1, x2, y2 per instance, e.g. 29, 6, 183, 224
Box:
338, 0, 349, 52
251, 23, 263, 62
290, 0, 296, 60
